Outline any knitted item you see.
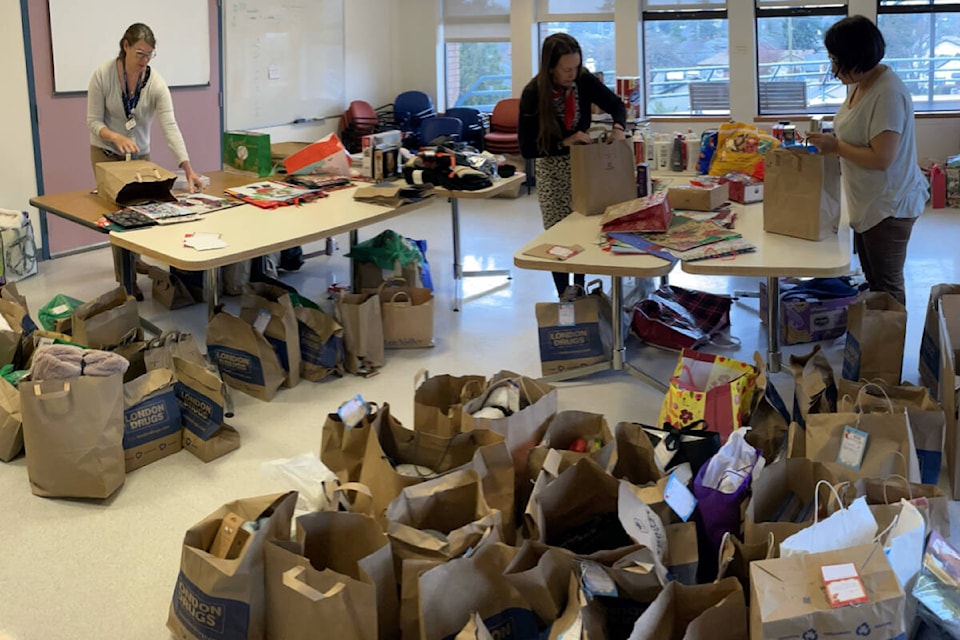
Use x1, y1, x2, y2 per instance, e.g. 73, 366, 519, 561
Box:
30, 344, 130, 380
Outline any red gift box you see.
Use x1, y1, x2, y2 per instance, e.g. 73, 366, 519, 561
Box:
600, 192, 673, 233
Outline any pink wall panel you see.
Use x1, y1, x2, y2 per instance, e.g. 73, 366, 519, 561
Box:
28, 0, 222, 255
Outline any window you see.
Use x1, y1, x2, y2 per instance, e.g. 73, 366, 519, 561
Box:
443, 0, 512, 113
536, 1, 616, 91
755, 2, 848, 115
642, 1, 728, 115
878, 0, 960, 112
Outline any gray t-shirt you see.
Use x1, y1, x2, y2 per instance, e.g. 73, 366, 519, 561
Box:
833, 67, 928, 233
87, 58, 190, 165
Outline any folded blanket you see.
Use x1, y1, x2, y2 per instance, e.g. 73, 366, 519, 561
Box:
30, 344, 129, 380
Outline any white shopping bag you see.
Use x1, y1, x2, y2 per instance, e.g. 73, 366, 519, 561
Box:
780, 482, 878, 557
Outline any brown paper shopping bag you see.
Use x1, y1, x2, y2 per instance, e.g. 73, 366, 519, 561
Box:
570, 140, 636, 215
413, 370, 485, 437
264, 511, 398, 640
750, 544, 905, 640
166, 491, 297, 640
842, 291, 908, 385
144, 330, 207, 372
526, 409, 615, 490
418, 542, 540, 640
20, 372, 125, 499
95, 159, 176, 206
763, 147, 841, 240
790, 344, 838, 426
336, 291, 385, 375
629, 577, 748, 640
206, 311, 285, 401
122, 368, 182, 472
0, 298, 31, 368
71, 286, 140, 350
379, 281, 434, 349
294, 305, 344, 382
148, 266, 198, 310
174, 356, 240, 463
0, 377, 23, 462
239, 283, 301, 388
535, 294, 607, 377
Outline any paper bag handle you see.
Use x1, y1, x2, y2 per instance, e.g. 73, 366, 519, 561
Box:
282, 566, 346, 602
33, 381, 71, 399
813, 479, 847, 525
414, 368, 429, 391
389, 291, 413, 304
880, 473, 913, 504
855, 382, 894, 414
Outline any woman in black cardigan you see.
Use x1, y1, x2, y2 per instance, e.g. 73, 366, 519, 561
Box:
519, 33, 628, 297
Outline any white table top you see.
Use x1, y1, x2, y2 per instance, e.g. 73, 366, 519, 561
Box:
109, 184, 430, 271
513, 201, 850, 280
431, 172, 526, 200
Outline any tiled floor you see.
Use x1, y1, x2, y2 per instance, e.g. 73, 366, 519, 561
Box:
0, 191, 957, 639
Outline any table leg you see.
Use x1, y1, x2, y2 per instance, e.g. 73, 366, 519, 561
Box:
765, 276, 782, 373
205, 267, 220, 320
451, 197, 462, 311
349, 229, 360, 293
119, 247, 136, 296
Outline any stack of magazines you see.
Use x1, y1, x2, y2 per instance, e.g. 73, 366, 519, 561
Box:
105, 193, 242, 228
603, 208, 755, 262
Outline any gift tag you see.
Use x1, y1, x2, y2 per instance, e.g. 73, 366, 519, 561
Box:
821, 562, 869, 608
51, 304, 70, 315
337, 393, 367, 429
558, 301, 575, 326
252, 310, 272, 335
663, 472, 697, 522
548, 245, 577, 260
837, 425, 868, 470
653, 437, 674, 472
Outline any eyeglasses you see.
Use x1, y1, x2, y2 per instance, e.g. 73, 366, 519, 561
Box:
134, 49, 157, 60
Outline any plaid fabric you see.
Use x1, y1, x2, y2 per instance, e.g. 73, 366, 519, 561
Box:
631, 285, 732, 350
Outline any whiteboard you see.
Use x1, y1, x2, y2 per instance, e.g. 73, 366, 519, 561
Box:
223, 0, 345, 130
48, 0, 210, 93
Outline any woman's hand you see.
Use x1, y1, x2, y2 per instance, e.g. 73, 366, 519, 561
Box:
111, 133, 140, 155
806, 132, 839, 155
180, 161, 203, 193
564, 131, 592, 147
607, 127, 626, 143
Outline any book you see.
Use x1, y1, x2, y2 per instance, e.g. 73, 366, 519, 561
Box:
224, 180, 323, 209
128, 193, 241, 220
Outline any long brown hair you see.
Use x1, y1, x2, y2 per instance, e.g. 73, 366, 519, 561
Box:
536, 33, 582, 154
117, 23, 156, 60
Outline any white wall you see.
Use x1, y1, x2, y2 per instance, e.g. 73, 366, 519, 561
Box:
0, 3, 41, 250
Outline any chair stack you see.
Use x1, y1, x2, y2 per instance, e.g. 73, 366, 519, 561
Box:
419, 116, 463, 146
483, 98, 520, 156
339, 100, 382, 153
393, 91, 437, 148
444, 107, 488, 151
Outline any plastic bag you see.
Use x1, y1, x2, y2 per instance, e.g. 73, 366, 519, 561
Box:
260, 452, 338, 515
708, 121, 780, 179
344, 229, 423, 270
700, 429, 764, 494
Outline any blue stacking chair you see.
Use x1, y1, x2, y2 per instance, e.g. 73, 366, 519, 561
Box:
393, 91, 437, 146
419, 116, 463, 146
444, 107, 487, 151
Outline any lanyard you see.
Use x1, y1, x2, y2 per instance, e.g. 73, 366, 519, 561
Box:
121, 65, 144, 119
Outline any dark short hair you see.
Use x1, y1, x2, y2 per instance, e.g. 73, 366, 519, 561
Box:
118, 23, 156, 60
824, 15, 885, 75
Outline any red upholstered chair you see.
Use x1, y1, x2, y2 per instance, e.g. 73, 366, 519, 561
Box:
339, 100, 381, 153
483, 98, 520, 156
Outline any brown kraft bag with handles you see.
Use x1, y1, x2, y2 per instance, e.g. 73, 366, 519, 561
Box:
570, 140, 636, 215
239, 283, 301, 388
206, 311, 285, 402
71, 286, 141, 350
95, 159, 176, 206
763, 147, 841, 240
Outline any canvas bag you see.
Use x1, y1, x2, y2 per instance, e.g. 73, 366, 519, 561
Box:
174, 356, 240, 463
0, 376, 23, 462
291, 296, 344, 382
166, 491, 297, 640
842, 291, 908, 385
0, 209, 38, 282
536, 289, 608, 377
803, 410, 922, 485
418, 542, 541, 640
94, 159, 176, 206
377, 280, 434, 349
763, 146, 841, 240
20, 372, 125, 499
413, 370, 486, 438
570, 140, 637, 215
335, 291, 384, 375
839, 378, 946, 485
658, 349, 760, 442
319, 403, 514, 529
789, 344, 838, 427
461, 371, 558, 479
750, 544, 905, 640
206, 311, 285, 402
70, 286, 140, 350
122, 367, 182, 472
264, 510, 398, 640
627, 577, 748, 640
239, 283, 301, 388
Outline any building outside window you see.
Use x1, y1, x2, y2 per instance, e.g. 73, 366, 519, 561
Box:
443, 0, 512, 113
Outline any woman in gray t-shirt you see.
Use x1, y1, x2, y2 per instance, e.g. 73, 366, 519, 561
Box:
807, 15, 928, 306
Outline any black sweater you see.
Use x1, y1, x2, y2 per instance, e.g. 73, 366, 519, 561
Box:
518, 70, 627, 159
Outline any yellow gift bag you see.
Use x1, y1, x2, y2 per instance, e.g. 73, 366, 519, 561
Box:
658, 349, 760, 441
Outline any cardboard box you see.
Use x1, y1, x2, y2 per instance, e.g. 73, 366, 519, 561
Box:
666, 182, 729, 211
728, 181, 763, 204
759, 280, 862, 345
938, 294, 960, 498
361, 130, 403, 180
223, 131, 272, 177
